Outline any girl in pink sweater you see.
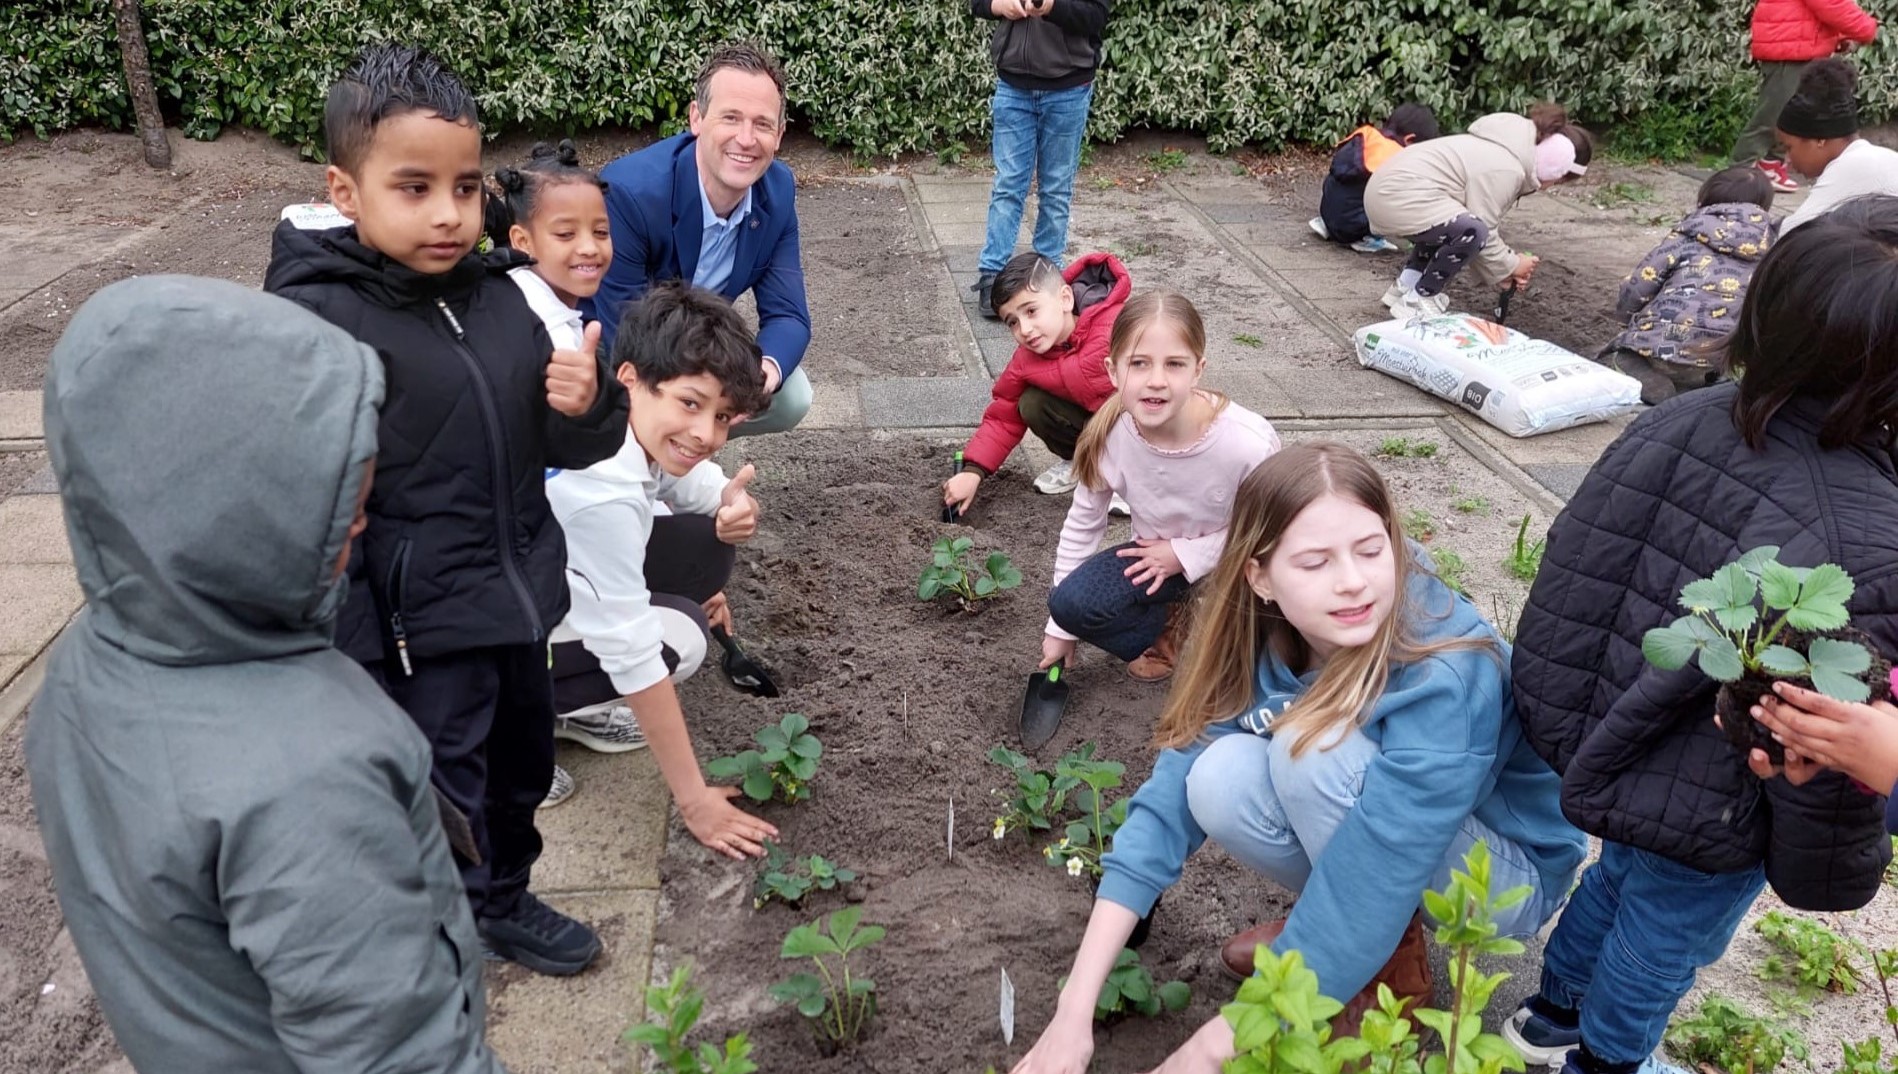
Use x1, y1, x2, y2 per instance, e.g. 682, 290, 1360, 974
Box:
1041, 290, 1282, 681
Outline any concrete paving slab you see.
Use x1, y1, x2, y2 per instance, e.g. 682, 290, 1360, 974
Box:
977, 335, 1015, 379
0, 564, 81, 657
920, 198, 1024, 226
793, 376, 864, 431
531, 748, 669, 894
858, 377, 993, 429
928, 221, 993, 248
1453, 409, 1634, 468
909, 177, 996, 204
1524, 464, 1592, 501
0, 495, 72, 563
18, 466, 57, 495
1273, 366, 1445, 418
0, 652, 27, 693
485, 889, 658, 1074
0, 392, 41, 443
1198, 370, 1303, 420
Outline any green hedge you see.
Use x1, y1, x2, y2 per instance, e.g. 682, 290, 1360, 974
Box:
6, 0, 1896, 158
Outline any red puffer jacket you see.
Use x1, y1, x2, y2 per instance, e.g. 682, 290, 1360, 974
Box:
1750, 0, 1877, 62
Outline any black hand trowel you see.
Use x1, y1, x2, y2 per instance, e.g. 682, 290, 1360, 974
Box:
710, 625, 781, 698
1016, 661, 1072, 750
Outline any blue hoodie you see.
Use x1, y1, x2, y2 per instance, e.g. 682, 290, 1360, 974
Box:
1098, 567, 1585, 1001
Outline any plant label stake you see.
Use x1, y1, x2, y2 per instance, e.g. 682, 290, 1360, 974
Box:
941, 449, 965, 523
946, 795, 955, 862
1000, 967, 1016, 1044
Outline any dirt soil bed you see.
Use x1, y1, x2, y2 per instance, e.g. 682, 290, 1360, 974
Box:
650, 426, 1550, 1073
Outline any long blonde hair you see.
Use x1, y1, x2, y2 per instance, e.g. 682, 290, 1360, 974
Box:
1072, 290, 1220, 490
1155, 442, 1495, 756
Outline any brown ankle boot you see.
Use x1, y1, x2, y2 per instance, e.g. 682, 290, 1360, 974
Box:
1126, 603, 1185, 682
1218, 914, 1434, 1036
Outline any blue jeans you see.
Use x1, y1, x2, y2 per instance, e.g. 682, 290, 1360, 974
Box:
1046, 542, 1190, 662
1538, 841, 1767, 1065
980, 81, 1094, 274
1185, 729, 1558, 940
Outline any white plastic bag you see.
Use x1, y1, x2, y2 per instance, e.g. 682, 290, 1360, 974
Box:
1354, 314, 1641, 437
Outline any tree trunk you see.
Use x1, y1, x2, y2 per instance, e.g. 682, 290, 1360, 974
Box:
111, 0, 170, 169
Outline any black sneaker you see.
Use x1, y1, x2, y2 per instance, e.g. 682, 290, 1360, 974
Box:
478, 892, 601, 976
972, 272, 998, 320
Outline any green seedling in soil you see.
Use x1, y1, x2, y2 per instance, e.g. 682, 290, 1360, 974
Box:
1451, 493, 1491, 516
624, 964, 759, 1074
1045, 744, 1127, 880
1587, 179, 1657, 210
752, 840, 858, 910
1112, 238, 1160, 259
1402, 508, 1436, 543
1754, 909, 1867, 994
770, 906, 885, 1049
1838, 949, 1898, 1073
1375, 437, 1439, 459
1059, 948, 1191, 1021
1642, 546, 1874, 702
1222, 841, 1530, 1074
707, 713, 822, 804
1233, 333, 1264, 348
1504, 514, 1546, 582
1147, 147, 1188, 173
1665, 993, 1810, 1074
1430, 547, 1469, 596
988, 745, 1081, 840
918, 536, 1023, 608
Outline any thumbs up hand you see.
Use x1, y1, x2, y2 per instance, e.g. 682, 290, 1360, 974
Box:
547, 321, 602, 417
714, 463, 759, 544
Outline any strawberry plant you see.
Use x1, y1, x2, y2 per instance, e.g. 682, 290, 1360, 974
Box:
1754, 910, 1867, 995
769, 906, 885, 1049
918, 536, 1023, 608
1665, 993, 1809, 1074
624, 965, 758, 1074
1061, 948, 1191, 1021
988, 745, 1082, 841
752, 840, 858, 910
1044, 745, 1127, 881
707, 714, 822, 804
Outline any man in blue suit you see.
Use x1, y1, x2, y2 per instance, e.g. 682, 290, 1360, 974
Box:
588, 42, 812, 436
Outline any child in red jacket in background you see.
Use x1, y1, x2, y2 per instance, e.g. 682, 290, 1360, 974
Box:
942, 250, 1131, 516
1731, 0, 1877, 193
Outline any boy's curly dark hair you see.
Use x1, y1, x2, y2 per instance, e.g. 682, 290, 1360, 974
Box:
324, 43, 478, 173
611, 283, 771, 416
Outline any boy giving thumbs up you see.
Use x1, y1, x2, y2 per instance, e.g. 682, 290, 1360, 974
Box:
544, 283, 781, 860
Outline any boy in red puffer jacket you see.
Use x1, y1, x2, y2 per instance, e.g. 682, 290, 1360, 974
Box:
1731, 0, 1878, 192
941, 249, 1131, 517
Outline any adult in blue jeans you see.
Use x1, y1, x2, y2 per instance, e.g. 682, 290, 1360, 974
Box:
969, 0, 1112, 320
1507, 200, 1898, 1074
1013, 444, 1584, 1074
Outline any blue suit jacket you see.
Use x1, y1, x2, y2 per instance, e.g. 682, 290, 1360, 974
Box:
585, 132, 811, 377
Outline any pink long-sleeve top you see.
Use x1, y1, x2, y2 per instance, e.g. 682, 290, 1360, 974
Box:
1046, 400, 1282, 640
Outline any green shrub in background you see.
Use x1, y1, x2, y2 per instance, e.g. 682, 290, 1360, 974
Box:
5, 0, 1895, 159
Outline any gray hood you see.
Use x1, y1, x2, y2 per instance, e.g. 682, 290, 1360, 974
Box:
44, 275, 383, 665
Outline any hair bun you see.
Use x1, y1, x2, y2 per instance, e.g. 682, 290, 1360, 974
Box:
493, 166, 527, 194
1801, 57, 1860, 97
553, 139, 581, 167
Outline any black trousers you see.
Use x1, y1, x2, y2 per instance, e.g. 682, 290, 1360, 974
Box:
1018, 385, 1094, 462
551, 513, 735, 713
366, 642, 553, 920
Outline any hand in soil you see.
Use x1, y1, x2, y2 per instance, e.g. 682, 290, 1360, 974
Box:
714, 464, 759, 543
1139, 1014, 1233, 1074
1041, 633, 1076, 671
546, 320, 602, 417
1010, 1008, 1094, 1074
702, 591, 732, 634
682, 785, 778, 860
1749, 682, 1898, 792
1118, 538, 1184, 595
943, 470, 980, 515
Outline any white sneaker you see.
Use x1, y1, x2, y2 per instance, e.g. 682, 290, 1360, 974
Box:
1351, 235, 1399, 254
538, 765, 576, 810
1109, 493, 1131, 517
554, 703, 647, 754
1392, 289, 1450, 322
1034, 460, 1079, 495
1308, 216, 1330, 240
1380, 282, 1406, 312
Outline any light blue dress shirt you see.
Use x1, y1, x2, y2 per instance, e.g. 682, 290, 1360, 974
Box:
692, 179, 753, 297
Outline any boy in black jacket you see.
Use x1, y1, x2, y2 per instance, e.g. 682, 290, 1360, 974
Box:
969, 0, 1112, 319
264, 43, 628, 977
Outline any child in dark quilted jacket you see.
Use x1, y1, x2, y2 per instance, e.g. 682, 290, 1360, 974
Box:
1600, 166, 1776, 405
1309, 103, 1440, 254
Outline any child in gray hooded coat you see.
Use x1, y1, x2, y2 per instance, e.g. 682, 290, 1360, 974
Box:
29, 276, 508, 1074
1601, 165, 1776, 405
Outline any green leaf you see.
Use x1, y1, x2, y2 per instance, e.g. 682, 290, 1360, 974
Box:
781, 713, 810, 737
933, 549, 955, 568
1682, 563, 1755, 614
827, 905, 862, 948
1811, 665, 1873, 703
1275, 1034, 1323, 1071
1158, 980, 1191, 1011
951, 536, 974, 554
918, 576, 941, 600
780, 924, 840, 959
1736, 545, 1782, 578
1785, 563, 1855, 631
992, 562, 1024, 589
1757, 644, 1810, 677
706, 755, 745, 779
768, 973, 827, 1017
1698, 635, 1746, 682
845, 924, 886, 952
790, 734, 823, 759
1642, 623, 1703, 670
974, 575, 997, 597
742, 769, 775, 802
1810, 636, 1873, 676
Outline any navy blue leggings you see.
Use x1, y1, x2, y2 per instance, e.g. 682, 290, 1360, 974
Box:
1047, 542, 1191, 661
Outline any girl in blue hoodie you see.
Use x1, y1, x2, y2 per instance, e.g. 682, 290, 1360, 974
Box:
1010, 441, 1585, 1074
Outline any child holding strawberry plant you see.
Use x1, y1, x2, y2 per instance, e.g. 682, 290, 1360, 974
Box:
1506, 196, 1898, 1074
1010, 443, 1584, 1074
1039, 290, 1282, 684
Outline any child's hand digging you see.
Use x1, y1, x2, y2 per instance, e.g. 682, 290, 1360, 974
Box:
1508, 254, 1540, 290
715, 464, 759, 543
943, 471, 981, 515
547, 321, 602, 417
681, 785, 778, 861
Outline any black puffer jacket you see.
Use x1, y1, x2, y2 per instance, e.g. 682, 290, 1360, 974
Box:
264, 223, 628, 666
1513, 385, 1897, 911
